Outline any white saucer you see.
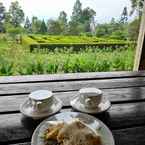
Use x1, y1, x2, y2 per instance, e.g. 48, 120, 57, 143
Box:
20, 97, 62, 120
71, 96, 111, 114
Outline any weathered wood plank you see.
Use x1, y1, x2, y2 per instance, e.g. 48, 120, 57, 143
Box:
8, 126, 145, 145
0, 71, 145, 84
10, 143, 30, 145
9, 126, 145, 145
0, 102, 145, 142
1, 87, 145, 113
113, 126, 145, 145
0, 77, 145, 95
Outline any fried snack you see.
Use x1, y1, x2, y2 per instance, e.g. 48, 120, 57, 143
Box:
44, 123, 64, 140
57, 119, 102, 145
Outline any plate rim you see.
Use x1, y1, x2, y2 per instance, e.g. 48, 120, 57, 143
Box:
31, 111, 115, 145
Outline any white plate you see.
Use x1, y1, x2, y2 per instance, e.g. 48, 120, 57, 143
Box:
31, 112, 115, 145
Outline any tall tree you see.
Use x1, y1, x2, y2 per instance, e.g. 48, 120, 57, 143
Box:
120, 7, 128, 23
71, 0, 82, 23
58, 11, 68, 34
0, 2, 5, 32
24, 16, 31, 33
9, 1, 24, 27
40, 19, 47, 34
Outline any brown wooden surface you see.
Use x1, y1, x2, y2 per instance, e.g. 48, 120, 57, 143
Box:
0, 71, 145, 145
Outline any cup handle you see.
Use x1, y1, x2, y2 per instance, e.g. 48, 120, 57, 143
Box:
85, 98, 92, 106
29, 98, 41, 111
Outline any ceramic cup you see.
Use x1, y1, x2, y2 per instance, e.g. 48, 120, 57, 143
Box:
28, 90, 53, 112
79, 88, 103, 109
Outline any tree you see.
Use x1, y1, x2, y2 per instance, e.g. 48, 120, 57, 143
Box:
0, 2, 5, 32
120, 7, 128, 23
24, 16, 31, 33
9, 1, 24, 27
58, 11, 67, 25
71, 0, 82, 23
31, 16, 41, 34
81, 7, 96, 33
58, 11, 68, 34
81, 7, 96, 23
47, 19, 62, 35
130, 0, 144, 17
40, 19, 47, 34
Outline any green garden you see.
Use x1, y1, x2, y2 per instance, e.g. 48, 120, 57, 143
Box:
0, 0, 142, 76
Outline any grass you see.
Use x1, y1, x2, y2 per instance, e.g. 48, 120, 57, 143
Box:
0, 40, 135, 76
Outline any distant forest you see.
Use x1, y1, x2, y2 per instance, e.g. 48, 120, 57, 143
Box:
0, 0, 144, 40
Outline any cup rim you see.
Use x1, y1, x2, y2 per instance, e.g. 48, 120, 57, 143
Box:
79, 88, 102, 96
29, 90, 53, 101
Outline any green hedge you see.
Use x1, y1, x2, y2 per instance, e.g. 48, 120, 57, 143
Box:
22, 35, 135, 51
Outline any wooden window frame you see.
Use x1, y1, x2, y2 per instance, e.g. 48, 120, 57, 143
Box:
134, 1, 145, 70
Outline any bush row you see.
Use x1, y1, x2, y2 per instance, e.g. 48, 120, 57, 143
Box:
22, 35, 135, 51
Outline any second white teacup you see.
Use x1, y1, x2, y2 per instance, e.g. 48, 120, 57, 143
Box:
79, 88, 103, 109
29, 90, 53, 112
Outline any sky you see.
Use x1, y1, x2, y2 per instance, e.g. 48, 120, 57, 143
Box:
0, 0, 133, 23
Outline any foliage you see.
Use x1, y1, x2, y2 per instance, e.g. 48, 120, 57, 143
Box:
0, 2, 5, 32
40, 20, 47, 34
24, 16, 31, 33
31, 16, 42, 34
71, 0, 82, 23
128, 18, 140, 40
47, 19, 62, 35
0, 41, 135, 75
130, 0, 144, 17
58, 11, 68, 34
120, 7, 128, 24
96, 18, 129, 40
22, 35, 133, 50
8, 1, 24, 27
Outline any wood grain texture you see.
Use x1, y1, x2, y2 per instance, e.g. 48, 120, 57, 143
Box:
113, 126, 145, 145
1, 72, 145, 145
0, 71, 145, 84
0, 102, 145, 142
10, 127, 145, 145
8, 125, 145, 145
0, 77, 145, 95
10, 143, 30, 145
1, 87, 145, 113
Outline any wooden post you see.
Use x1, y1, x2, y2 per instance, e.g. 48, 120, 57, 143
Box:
133, 1, 145, 70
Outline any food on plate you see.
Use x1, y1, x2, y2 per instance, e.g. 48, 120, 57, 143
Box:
44, 122, 64, 140
43, 119, 102, 145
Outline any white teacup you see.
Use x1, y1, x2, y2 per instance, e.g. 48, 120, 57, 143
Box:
79, 88, 103, 109
29, 90, 53, 112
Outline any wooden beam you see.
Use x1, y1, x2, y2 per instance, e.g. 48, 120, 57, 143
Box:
134, 1, 145, 70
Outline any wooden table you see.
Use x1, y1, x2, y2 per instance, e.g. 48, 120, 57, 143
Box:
0, 71, 145, 145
